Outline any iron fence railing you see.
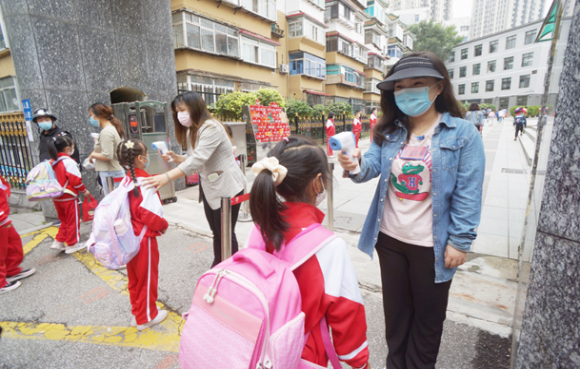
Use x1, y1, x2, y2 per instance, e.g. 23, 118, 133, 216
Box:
288, 115, 371, 145
0, 113, 34, 190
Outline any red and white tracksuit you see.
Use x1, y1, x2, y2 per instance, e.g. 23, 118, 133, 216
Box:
126, 168, 169, 325
52, 153, 86, 246
352, 117, 362, 148
0, 176, 23, 288
326, 119, 335, 156
369, 113, 377, 143
275, 202, 369, 369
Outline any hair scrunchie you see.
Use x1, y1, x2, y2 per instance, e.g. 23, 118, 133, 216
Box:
252, 157, 287, 186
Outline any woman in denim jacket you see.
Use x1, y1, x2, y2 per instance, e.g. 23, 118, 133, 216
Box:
338, 52, 485, 369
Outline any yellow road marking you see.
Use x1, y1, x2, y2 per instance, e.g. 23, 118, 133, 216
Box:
3, 226, 185, 352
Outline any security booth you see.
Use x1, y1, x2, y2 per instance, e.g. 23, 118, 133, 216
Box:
112, 101, 177, 203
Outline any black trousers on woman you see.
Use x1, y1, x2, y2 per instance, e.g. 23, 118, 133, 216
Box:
376, 232, 452, 369
202, 189, 243, 267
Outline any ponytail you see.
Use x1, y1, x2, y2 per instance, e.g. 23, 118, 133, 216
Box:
47, 135, 74, 161
249, 169, 288, 251
89, 103, 125, 139
116, 139, 146, 198
126, 146, 139, 197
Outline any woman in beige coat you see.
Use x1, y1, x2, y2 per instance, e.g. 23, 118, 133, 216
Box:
142, 92, 246, 267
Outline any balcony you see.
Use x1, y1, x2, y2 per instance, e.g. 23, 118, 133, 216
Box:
337, 14, 355, 29
326, 74, 365, 89
271, 23, 285, 38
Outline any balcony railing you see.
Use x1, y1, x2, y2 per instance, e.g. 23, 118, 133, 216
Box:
326, 74, 365, 89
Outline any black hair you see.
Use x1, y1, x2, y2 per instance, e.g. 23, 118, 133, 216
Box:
328, 112, 335, 119
116, 139, 146, 198
249, 135, 330, 251
47, 135, 74, 161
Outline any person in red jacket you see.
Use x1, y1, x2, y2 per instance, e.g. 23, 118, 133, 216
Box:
0, 176, 37, 294
369, 108, 378, 143
47, 134, 90, 254
352, 111, 362, 148
326, 112, 336, 157
117, 139, 169, 331
249, 136, 370, 369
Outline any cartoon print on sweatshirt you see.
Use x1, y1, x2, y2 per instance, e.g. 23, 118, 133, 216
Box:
390, 145, 432, 202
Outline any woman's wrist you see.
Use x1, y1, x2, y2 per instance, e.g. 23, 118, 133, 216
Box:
165, 172, 173, 184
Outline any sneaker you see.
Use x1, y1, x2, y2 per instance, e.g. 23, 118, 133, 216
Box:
0, 281, 21, 294
65, 243, 85, 254
50, 240, 66, 251
6, 268, 36, 283
137, 310, 168, 331
131, 307, 160, 327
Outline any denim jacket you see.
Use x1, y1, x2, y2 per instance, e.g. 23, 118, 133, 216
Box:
351, 112, 485, 283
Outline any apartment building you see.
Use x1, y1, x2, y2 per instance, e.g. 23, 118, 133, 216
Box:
0, 8, 18, 115
363, 0, 389, 113
447, 16, 572, 109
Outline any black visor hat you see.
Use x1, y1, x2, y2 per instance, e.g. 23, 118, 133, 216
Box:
377, 57, 444, 91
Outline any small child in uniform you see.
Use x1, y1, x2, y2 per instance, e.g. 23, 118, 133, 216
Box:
48, 134, 90, 254
117, 139, 169, 330
0, 175, 36, 294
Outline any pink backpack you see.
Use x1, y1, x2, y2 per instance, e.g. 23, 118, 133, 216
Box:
179, 224, 343, 369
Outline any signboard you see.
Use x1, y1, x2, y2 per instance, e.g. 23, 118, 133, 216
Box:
22, 99, 34, 142
244, 102, 290, 165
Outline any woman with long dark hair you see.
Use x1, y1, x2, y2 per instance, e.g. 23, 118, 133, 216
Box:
88, 103, 125, 195
338, 52, 485, 369
142, 91, 246, 267
465, 102, 485, 135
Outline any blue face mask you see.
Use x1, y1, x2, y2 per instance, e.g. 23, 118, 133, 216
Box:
89, 116, 100, 128
142, 156, 150, 170
394, 84, 438, 117
38, 122, 53, 131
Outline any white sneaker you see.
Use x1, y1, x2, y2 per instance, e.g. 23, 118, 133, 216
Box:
137, 310, 168, 331
65, 243, 86, 254
0, 281, 21, 294
131, 307, 159, 327
6, 268, 37, 283
50, 240, 66, 251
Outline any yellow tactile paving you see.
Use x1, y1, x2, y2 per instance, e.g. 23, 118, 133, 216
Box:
2, 226, 185, 352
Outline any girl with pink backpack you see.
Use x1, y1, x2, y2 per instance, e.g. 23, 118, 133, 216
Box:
250, 136, 370, 368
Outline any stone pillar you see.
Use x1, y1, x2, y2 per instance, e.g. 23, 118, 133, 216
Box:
0, 0, 181, 218
514, 1, 580, 367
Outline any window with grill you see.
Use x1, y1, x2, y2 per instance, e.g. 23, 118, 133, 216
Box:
473, 63, 481, 75
471, 82, 479, 93
486, 80, 494, 92
458, 84, 465, 95
505, 35, 516, 49
448, 69, 454, 79
461, 48, 468, 60
459, 66, 467, 77
489, 40, 498, 53
474, 44, 482, 56
173, 12, 239, 58
522, 52, 533, 67
488, 60, 496, 72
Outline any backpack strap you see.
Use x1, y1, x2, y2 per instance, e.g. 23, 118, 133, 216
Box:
276, 224, 338, 270
320, 316, 342, 369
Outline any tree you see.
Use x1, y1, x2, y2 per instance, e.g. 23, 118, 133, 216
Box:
409, 21, 464, 61
285, 99, 314, 118
327, 101, 352, 117
214, 91, 257, 121
255, 89, 285, 107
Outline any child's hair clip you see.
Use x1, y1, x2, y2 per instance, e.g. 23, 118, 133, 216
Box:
52, 137, 57, 141
125, 141, 135, 149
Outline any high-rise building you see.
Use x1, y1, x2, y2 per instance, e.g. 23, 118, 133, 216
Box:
390, 0, 451, 22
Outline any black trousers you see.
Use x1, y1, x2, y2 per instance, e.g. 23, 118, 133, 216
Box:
376, 232, 452, 369
514, 123, 524, 139
202, 189, 243, 267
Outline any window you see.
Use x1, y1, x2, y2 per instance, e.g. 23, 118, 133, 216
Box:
184, 75, 235, 106
308, 0, 325, 9
0, 19, 6, 51
459, 66, 467, 78
471, 82, 479, 94
458, 84, 465, 95
449, 51, 455, 62
522, 52, 533, 67
289, 19, 324, 43
242, 0, 276, 21
516, 96, 528, 106
506, 35, 516, 49
327, 64, 364, 88
473, 63, 481, 75
488, 60, 496, 72
0, 76, 21, 112
174, 12, 239, 58
241, 36, 276, 68
486, 80, 494, 92
367, 55, 384, 71
504, 56, 514, 70
461, 48, 468, 60
525, 30, 536, 45
501, 77, 511, 90
489, 40, 498, 53
288, 22, 303, 37
365, 78, 381, 94
448, 69, 454, 79
519, 74, 531, 88
289, 52, 326, 79
474, 44, 482, 56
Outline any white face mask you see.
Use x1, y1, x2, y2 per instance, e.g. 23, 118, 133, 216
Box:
314, 177, 327, 207
69, 147, 75, 156
177, 111, 193, 127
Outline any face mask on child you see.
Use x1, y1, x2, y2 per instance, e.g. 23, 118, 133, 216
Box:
177, 111, 193, 127
314, 177, 326, 206
141, 156, 150, 169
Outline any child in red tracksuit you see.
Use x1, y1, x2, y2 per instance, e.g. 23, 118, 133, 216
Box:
48, 134, 90, 254
0, 176, 37, 294
352, 111, 362, 148
117, 139, 169, 331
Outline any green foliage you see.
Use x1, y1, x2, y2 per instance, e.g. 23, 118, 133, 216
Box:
214, 91, 257, 121
509, 105, 551, 117
327, 101, 353, 117
311, 104, 327, 118
408, 21, 464, 61
285, 99, 314, 118
255, 89, 285, 108
480, 103, 497, 111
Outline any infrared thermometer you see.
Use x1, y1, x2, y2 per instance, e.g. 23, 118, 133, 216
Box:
151, 141, 173, 162
329, 132, 360, 175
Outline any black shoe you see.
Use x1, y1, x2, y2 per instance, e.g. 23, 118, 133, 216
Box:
0, 281, 21, 294
6, 268, 37, 283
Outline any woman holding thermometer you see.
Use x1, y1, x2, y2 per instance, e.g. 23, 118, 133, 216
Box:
337, 52, 485, 369
142, 92, 246, 267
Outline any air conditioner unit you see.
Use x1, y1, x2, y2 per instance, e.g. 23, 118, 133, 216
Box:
279, 64, 289, 74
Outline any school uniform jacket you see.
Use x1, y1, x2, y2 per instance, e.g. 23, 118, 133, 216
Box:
280, 202, 369, 369
0, 176, 11, 227
127, 168, 168, 238
51, 153, 86, 200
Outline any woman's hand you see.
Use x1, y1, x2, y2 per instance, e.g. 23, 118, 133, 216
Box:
444, 244, 467, 269
141, 174, 169, 191
89, 151, 97, 162
337, 148, 361, 173
160, 150, 184, 164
